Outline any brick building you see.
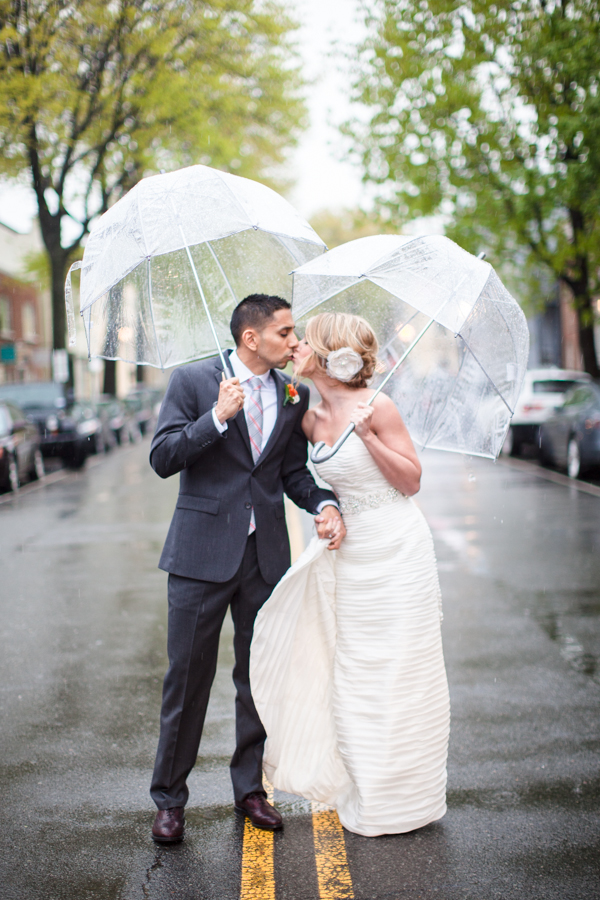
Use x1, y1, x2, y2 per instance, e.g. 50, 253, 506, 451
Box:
0, 270, 49, 384
0, 220, 51, 384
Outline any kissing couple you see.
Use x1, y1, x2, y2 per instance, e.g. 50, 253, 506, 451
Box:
149, 293, 449, 841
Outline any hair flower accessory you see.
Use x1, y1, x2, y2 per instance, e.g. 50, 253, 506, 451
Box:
326, 347, 364, 382
284, 383, 300, 405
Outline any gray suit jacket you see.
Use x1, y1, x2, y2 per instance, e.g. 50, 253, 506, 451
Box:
150, 353, 337, 585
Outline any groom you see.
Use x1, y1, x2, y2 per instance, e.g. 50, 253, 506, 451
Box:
149, 294, 344, 842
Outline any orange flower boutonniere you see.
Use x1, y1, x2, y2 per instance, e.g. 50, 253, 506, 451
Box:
284, 383, 300, 406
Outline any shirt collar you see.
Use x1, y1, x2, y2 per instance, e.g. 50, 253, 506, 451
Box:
229, 349, 273, 387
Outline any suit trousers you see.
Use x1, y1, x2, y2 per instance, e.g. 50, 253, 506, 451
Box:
150, 533, 273, 809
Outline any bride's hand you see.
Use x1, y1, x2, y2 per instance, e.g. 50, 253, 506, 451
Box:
350, 403, 374, 438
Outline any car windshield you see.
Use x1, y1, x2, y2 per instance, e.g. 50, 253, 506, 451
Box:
562, 385, 600, 408
0, 382, 64, 410
532, 380, 582, 394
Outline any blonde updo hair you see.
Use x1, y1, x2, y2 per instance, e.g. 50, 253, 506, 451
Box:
299, 312, 378, 389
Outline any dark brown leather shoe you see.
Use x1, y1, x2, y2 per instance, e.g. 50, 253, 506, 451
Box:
235, 792, 283, 831
152, 807, 185, 843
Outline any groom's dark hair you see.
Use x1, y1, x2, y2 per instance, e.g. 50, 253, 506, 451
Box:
230, 294, 291, 346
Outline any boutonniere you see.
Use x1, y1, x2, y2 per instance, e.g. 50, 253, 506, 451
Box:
284, 383, 300, 406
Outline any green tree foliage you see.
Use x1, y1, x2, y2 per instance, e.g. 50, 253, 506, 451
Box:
0, 0, 305, 351
345, 0, 600, 375
309, 206, 396, 249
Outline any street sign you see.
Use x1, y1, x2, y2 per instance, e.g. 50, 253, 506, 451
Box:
52, 349, 69, 383
0, 343, 16, 363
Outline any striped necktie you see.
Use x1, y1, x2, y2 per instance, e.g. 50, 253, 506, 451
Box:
246, 376, 264, 464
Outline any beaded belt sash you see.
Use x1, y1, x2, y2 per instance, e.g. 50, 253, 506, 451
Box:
338, 487, 405, 516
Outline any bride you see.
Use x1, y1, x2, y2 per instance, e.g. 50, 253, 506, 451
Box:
250, 312, 450, 837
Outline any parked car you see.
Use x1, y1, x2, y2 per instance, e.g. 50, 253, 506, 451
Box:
0, 382, 101, 468
504, 368, 591, 456
123, 387, 161, 436
70, 402, 107, 456
94, 395, 139, 446
539, 382, 600, 479
0, 400, 45, 492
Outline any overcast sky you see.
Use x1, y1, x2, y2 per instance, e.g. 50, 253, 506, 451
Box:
285, 0, 369, 218
0, 0, 369, 234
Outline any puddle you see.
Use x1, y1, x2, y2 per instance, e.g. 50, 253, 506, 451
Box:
516, 588, 600, 681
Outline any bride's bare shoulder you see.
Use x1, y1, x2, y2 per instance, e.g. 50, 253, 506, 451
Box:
301, 406, 319, 441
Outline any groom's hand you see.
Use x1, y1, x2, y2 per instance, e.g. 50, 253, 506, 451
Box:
215, 376, 245, 423
315, 505, 346, 550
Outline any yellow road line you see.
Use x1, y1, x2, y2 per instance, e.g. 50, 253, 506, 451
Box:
239, 777, 277, 900
311, 803, 354, 900
240, 820, 275, 900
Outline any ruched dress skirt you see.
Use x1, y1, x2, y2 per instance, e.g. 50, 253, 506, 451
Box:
250, 433, 450, 836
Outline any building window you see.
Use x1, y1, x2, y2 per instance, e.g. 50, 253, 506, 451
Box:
22, 302, 37, 341
0, 296, 12, 337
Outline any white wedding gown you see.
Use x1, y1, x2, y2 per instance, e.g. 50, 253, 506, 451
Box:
250, 433, 450, 837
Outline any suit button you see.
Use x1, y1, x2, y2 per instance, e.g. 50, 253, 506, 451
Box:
245, 502, 252, 509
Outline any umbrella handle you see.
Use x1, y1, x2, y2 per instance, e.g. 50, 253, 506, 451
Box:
310, 423, 356, 464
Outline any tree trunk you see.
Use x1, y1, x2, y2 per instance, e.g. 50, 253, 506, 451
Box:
103, 359, 117, 396
575, 297, 600, 378
50, 252, 69, 351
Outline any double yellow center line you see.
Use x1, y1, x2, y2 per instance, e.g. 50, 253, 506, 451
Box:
240, 785, 354, 900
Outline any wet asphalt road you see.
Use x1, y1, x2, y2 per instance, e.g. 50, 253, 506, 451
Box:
0, 439, 599, 900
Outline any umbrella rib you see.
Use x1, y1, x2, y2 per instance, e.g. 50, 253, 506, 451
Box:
215, 169, 263, 232
168, 197, 232, 377
206, 240, 238, 307
458, 335, 514, 414
368, 316, 437, 406
136, 188, 164, 369
147, 256, 164, 370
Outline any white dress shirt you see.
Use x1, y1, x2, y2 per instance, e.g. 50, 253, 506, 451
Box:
212, 350, 338, 528
211, 349, 278, 446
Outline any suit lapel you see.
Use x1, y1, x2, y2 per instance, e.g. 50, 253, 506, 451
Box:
213, 353, 253, 458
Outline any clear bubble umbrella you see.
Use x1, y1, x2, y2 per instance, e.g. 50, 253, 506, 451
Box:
65, 164, 326, 376
291, 234, 529, 462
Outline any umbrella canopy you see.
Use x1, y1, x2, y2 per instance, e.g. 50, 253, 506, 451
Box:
66, 165, 326, 369
292, 234, 529, 460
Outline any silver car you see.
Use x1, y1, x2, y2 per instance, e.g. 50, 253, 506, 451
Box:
504, 367, 591, 456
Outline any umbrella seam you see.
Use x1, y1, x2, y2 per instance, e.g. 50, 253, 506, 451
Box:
214, 168, 265, 232
479, 270, 524, 390
146, 256, 164, 371
458, 334, 514, 415
137, 185, 150, 258
206, 240, 238, 306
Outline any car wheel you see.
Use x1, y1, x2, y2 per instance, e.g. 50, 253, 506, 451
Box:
67, 446, 87, 469
567, 438, 582, 479
31, 449, 45, 481
508, 427, 522, 457
538, 430, 553, 467
8, 454, 20, 492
